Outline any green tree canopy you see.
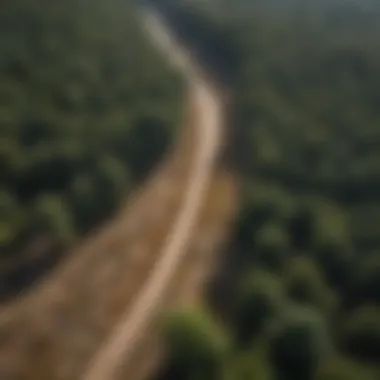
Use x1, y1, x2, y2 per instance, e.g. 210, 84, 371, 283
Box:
32, 195, 75, 247
254, 222, 290, 272
340, 306, 380, 364
269, 305, 332, 380
235, 269, 284, 346
163, 308, 231, 380
224, 346, 274, 380
285, 256, 338, 315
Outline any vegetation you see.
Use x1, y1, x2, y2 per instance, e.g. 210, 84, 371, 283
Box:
156, 0, 380, 379
0, 0, 183, 298
162, 309, 230, 380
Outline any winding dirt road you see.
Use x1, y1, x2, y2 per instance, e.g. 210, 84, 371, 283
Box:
81, 8, 222, 380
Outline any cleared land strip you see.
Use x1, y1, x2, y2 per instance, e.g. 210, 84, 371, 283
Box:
81, 8, 223, 380
82, 8, 237, 380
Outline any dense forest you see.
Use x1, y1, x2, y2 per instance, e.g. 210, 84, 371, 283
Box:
155, 1, 380, 379
0, 0, 183, 299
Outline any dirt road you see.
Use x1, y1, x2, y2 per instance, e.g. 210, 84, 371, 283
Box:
81, 8, 222, 380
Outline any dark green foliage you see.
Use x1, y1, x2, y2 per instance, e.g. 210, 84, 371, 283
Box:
163, 309, 230, 380
224, 347, 274, 380
32, 195, 75, 248
156, 1, 380, 379
350, 254, 380, 307
340, 306, 380, 364
269, 306, 332, 380
235, 269, 283, 345
0, 0, 183, 297
254, 223, 289, 272
315, 355, 378, 380
285, 257, 337, 315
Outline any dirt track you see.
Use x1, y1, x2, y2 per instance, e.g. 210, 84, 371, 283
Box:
81, 9, 223, 379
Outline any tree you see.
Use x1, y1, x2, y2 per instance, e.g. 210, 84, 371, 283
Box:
0, 191, 22, 249
0, 138, 22, 183
254, 222, 290, 272
269, 305, 332, 380
287, 204, 314, 251
163, 308, 230, 380
90, 154, 131, 214
125, 114, 171, 180
314, 241, 354, 295
350, 254, 380, 306
235, 269, 284, 346
224, 346, 274, 380
315, 355, 378, 380
285, 256, 338, 315
310, 199, 353, 289
288, 198, 350, 256
339, 306, 380, 364
32, 195, 75, 247
69, 173, 101, 232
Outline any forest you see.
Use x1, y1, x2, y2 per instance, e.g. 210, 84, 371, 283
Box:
0, 0, 183, 299
155, 1, 380, 379
1, 0, 379, 377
